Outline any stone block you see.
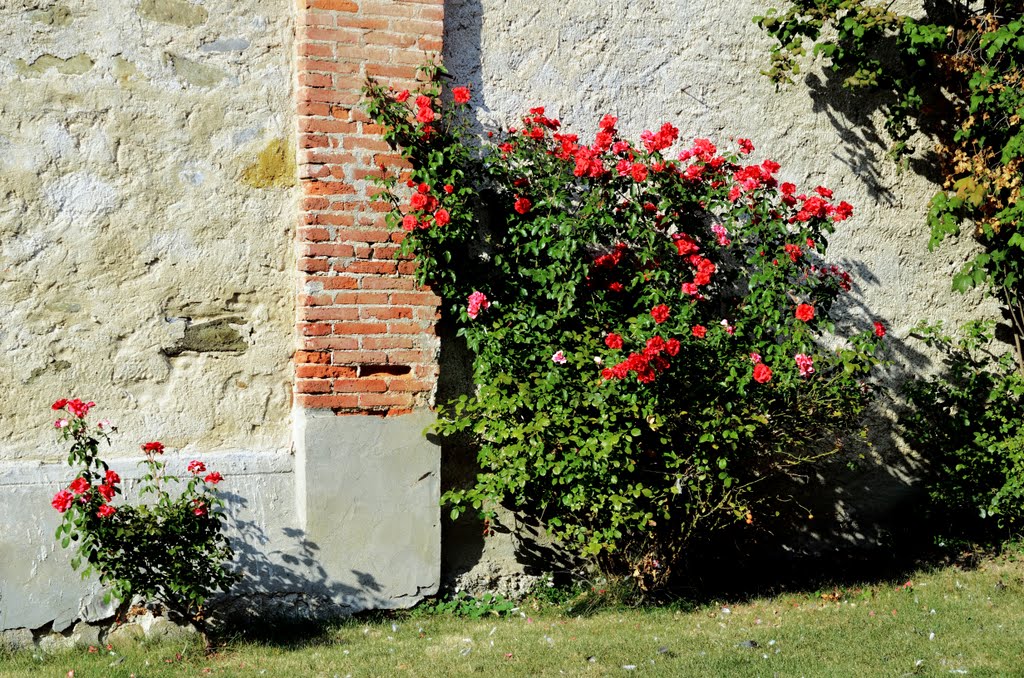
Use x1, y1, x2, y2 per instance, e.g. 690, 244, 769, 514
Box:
0, 628, 33, 652
294, 408, 440, 611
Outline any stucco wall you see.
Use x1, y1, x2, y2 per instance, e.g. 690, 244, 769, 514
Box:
0, 0, 445, 636
0, 0, 296, 462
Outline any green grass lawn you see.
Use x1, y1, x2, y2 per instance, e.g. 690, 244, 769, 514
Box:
5, 553, 1024, 677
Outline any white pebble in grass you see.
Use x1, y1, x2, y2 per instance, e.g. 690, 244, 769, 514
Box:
623, 665, 637, 670
929, 632, 936, 641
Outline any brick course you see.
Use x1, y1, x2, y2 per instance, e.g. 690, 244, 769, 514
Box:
295, 0, 442, 414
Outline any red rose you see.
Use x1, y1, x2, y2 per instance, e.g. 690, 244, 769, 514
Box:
193, 501, 207, 517
96, 504, 116, 519
672, 233, 699, 256
692, 325, 707, 338
204, 472, 224, 485
69, 477, 90, 495
753, 363, 773, 384
142, 441, 165, 454
409, 192, 428, 210
66, 399, 95, 418
415, 106, 435, 124
665, 338, 681, 356
434, 208, 451, 227
402, 214, 418, 231
444, 184, 454, 194
608, 282, 624, 292
831, 201, 854, 222
795, 304, 815, 322
605, 333, 624, 349
396, 89, 410, 103
645, 336, 666, 354
104, 469, 120, 486
874, 321, 886, 338
188, 460, 206, 475
650, 305, 670, 324
51, 489, 73, 513
97, 483, 115, 502
452, 86, 471, 105
513, 196, 531, 215
51, 399, 68, 410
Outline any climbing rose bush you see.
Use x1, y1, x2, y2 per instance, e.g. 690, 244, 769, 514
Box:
50, 399, 237, 630
365, 64, 886, 585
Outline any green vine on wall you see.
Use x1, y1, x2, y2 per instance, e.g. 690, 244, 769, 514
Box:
755, 1, 1024, 372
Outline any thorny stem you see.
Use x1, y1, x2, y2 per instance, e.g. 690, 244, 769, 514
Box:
1002, 286, 1024, 376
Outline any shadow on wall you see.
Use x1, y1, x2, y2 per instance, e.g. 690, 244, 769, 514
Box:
802, 73, 946, 206
436, 0, 961, 592
215, 493, 387, 625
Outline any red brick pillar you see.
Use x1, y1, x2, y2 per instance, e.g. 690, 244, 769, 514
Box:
294, 0, 443, 415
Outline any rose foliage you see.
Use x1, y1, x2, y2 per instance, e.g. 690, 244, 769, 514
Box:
50, 400, 238, 628
365, 64, 886, 583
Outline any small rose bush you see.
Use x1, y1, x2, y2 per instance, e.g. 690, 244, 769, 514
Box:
365, 64, 886, 584
50, 399, 237, 629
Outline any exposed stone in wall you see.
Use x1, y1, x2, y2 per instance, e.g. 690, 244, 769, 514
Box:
138, 0, 210, 27
0, 0, 296, 461
243, 138, 298, 189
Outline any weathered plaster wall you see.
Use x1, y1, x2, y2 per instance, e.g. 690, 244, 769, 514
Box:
0, 0, 444, 636
440, 0, 1003, 583
0, 0, 296, 461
